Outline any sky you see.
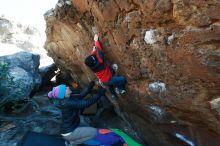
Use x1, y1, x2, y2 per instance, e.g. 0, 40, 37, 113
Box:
0, 0, 58, 29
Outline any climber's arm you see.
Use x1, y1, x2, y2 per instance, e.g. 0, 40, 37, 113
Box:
95, 40, 103, 52
91, 34, 104, 63
60, 88, 105, 109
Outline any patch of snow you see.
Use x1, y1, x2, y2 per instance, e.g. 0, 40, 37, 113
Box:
0, 43, 23, 56
144, 29, 157, 44
175, 133, 195, 146
1, 22, 11, 28
44, 9, 54, 18
0, 18, 53, 67
40, 56, 54, 67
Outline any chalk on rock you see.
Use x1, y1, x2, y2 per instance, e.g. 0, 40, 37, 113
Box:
167, 33, 175, 45
210, 98, 220, 109
92, 27, 98, 34
148, 82, 166, 93
147, 105, 166, 122
149, 105, 164, 116
144, 29, 157, 45
209, 98, 220, 115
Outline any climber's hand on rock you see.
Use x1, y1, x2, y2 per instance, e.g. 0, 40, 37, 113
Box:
94, 34, 99, 41
92, 46, 96, 52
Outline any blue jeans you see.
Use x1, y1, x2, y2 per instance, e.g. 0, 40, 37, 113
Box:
107, 76, 127, 96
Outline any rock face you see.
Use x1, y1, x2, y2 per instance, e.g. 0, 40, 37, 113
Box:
44, 0, 220, 145
0, 52, 42, 104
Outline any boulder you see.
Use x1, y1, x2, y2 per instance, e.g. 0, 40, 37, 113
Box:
0, 51, 41, 103
44, 0, 220, 145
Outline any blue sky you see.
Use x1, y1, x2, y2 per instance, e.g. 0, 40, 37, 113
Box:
0, 0, 58, 29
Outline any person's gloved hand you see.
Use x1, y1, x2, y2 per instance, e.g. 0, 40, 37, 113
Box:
97, 87, 106, 96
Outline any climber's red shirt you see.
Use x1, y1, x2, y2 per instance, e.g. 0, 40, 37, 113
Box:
90, 40, 112, 83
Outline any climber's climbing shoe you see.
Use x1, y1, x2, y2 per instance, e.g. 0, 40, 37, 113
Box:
115, 88, 126, 95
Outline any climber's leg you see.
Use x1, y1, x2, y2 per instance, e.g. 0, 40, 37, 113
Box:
108, 76, 127, 94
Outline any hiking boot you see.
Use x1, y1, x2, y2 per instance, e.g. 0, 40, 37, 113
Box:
112, 64, 118, 73
119, 89, 126, 94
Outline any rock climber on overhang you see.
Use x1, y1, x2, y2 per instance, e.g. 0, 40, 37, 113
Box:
84, 34, 127, 98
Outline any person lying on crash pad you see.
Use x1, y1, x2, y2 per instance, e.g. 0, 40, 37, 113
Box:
48, 82, 142, 146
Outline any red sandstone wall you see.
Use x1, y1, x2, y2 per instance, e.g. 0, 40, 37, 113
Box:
44, 1, 220, 145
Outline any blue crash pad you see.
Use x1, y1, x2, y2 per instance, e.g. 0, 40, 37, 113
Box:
18, 131, 65, 146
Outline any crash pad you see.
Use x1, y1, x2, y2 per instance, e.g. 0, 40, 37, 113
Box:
111, 128, 142, 146
18, 131, 65, 146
